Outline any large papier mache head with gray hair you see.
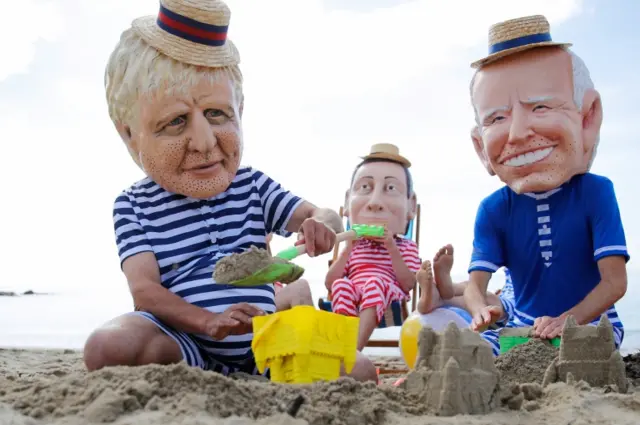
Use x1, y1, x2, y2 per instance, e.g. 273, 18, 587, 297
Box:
468, 15, 602, 194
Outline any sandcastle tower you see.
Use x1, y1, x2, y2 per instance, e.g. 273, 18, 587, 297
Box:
402, 322, 500, 416
542, 314, 628, 393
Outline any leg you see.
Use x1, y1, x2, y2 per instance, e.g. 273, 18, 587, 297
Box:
340, 351, 378, 383
416, 260, 443, 314
275, 279, 313, 311
83, 312, 204, 371
331, 278, 359, 317
433, 244, 455, 300
358, 277, 391, 351
480, 328, 501, 357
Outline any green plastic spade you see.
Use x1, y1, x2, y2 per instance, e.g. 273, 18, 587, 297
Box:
225, 224, 385, 287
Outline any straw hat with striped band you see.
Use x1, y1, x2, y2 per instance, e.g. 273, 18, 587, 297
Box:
132, 0, 240, 68
362, 143, 411, 168
471, 15, 571, 69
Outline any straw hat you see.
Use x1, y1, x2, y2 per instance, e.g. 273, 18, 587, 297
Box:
471, 15, 571, 68
132, 0, 240, 68
362, 143, 411, 168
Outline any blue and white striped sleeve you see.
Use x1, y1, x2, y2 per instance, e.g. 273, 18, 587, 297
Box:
589, 177, 630, 262
113, 192, 153, 266
468, 202, 504, 274
252, 169, 303, 237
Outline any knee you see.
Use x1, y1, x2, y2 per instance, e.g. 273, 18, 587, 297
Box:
343, 352, 378, 383
83, 326, 137, 371
363, 278, 385, 293
291, 279, 313, 306
331, 279, 351, 296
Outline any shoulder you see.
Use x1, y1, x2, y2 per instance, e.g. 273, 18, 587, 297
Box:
114, 177, 157, 206
574, 172, 615, 192
478, 186, 510, 216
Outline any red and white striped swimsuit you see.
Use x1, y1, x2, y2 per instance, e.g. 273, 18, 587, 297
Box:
331, 238, 421, 323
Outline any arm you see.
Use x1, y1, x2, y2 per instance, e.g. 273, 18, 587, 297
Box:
565, 177, 629, 323
286, 202, 344, 234
113, 193, 216, 335
565, 256, 627, 324
464, 270, 492, 317
252, 169, 342, 236
325, 243, 352, 290
391, 240, 421, 293
464, 200, 506, 322
125, 252, 216, 334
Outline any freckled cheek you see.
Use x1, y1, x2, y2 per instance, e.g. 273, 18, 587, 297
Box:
216, 132, 241, 160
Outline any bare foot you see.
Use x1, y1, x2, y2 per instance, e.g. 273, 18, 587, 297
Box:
433, 244, 455, 300
416, 260, 442, 314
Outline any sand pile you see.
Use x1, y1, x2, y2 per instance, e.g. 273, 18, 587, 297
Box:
495, 339, 559, 387
624, 352, 640, 386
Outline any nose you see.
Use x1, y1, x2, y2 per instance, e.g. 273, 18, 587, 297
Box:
366, 189, 384, 212
188, 113, 216, 153
507, 107, 533, 145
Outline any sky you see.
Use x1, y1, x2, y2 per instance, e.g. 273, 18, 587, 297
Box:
1, 0, 638, 328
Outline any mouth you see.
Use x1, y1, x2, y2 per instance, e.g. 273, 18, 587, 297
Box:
184, 161, 222, 175
500, 147, 555, 167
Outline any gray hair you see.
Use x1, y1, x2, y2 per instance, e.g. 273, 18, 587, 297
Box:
470, 47, 598, 169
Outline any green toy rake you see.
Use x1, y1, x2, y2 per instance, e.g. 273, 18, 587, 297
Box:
225, 224, 385, 287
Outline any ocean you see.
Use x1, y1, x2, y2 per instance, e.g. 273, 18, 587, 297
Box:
1, 286, 638, 358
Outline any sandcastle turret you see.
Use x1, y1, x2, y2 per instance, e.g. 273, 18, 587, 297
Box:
402, 322, 500, 416
542, 314, 628, 393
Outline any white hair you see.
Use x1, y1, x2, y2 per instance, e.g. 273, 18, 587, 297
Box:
105, 28, 244, 131
469, 47, 599, 168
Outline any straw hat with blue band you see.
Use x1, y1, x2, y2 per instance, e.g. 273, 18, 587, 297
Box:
132, 0, 240, 68
471, 15, 571, 69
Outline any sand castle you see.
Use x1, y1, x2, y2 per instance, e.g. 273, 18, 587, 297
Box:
402, 322, 500, 416
542, 314, 628, 393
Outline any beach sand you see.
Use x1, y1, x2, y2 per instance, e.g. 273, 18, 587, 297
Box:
1, 345, 639, 425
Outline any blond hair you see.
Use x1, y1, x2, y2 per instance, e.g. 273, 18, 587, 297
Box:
104, 28, 243, 140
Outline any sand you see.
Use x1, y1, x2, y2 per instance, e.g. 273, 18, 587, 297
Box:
213, 246, 304, 284
1, 348, 640, 425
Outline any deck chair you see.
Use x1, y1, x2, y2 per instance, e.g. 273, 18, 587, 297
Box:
317, 204, 421, 348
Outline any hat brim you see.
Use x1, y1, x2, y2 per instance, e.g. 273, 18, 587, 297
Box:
470, 41, 572, 68
361, 152, 411, 168
132, 15, 240, 68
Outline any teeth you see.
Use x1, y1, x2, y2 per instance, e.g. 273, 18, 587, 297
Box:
504, 147, 554, 167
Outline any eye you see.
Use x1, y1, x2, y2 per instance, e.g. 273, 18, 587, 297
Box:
205, 109, 226, 119
490, 115, 505, 124
533, 105, 550, 112
386, 183, 397, 191
167, 115, 186, 127
358, 182, 372, 192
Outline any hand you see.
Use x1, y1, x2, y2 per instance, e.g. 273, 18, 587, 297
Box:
470, 305, 503, 332
295, 217, 336, 257
371, 225, 396, 248
533, 315, 567, 339
204, 303, 265, 340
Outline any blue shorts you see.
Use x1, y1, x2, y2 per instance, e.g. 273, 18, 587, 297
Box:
131, 311, 269, 378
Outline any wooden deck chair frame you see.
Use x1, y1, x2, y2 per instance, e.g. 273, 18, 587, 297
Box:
317, 204, 421, 348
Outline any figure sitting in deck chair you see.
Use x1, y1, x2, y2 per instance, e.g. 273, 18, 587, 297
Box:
325, 143, 422, 351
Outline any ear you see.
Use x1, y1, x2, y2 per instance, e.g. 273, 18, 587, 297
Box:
407, 192, 417, 221
116, 121, 142, 167
580, 88, 603, 170
471, 126, 495, 176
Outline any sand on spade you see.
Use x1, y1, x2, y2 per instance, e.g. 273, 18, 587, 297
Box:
213, 246, 302, 284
